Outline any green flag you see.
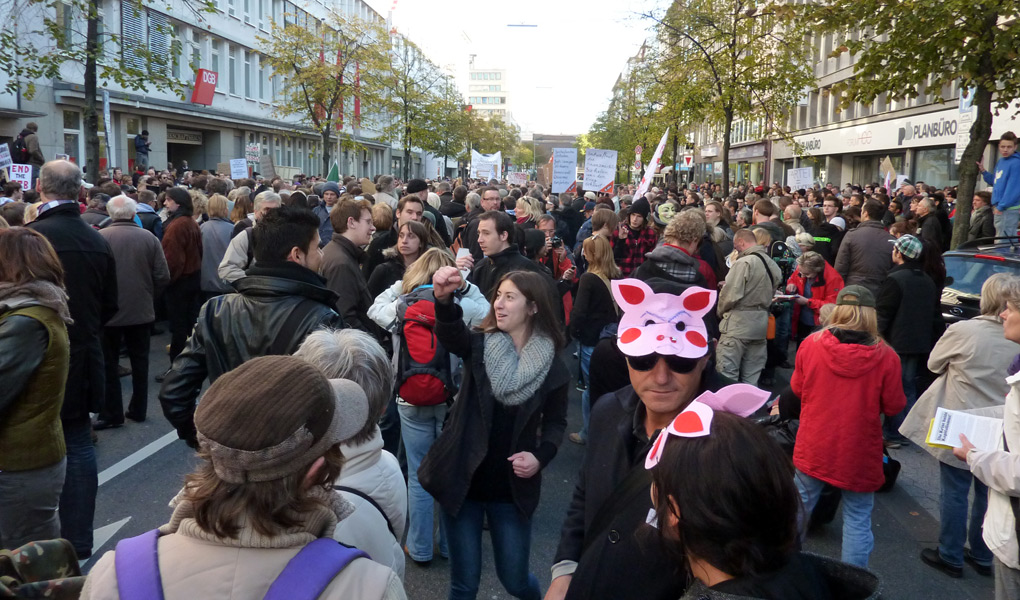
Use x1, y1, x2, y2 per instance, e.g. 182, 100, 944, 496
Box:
326, 162, 340, 182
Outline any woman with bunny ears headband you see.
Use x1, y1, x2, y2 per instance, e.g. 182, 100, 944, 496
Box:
646, 404, 881, 600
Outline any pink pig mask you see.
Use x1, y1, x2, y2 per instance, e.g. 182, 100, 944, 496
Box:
612, 279, 717, 359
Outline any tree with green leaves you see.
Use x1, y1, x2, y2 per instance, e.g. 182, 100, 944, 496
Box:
801, 0, 1020, 248
2, 0, 213, 181
260, 12, 391, 177
420, 77, 469, 179
643, 0, 814, 195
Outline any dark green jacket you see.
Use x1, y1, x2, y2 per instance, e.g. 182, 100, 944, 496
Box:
0, 305, 70, 471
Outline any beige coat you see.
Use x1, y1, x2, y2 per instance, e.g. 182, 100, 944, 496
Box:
968, 373, 1020, 570
900, 316, 1018, 464
717, 245, 781, 340
81, 500, 406, 600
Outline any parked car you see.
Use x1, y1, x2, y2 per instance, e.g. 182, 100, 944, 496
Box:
942, 237, 1020, 323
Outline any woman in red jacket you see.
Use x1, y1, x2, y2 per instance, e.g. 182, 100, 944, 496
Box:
785, 251, 844, 347
160, 188, 202, 372
790, 285, 905, 569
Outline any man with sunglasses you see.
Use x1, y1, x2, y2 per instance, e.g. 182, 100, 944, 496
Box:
546, 280, 735, 600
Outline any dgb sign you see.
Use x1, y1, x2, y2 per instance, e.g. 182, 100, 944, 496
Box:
191, 69, 218, 106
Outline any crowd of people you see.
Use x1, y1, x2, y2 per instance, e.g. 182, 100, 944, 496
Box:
1, 128, 1020, 600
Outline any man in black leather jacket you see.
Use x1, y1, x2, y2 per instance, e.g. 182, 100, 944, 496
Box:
159, 205, 345, 447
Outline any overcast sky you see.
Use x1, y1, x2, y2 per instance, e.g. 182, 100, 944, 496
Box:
363, 0, 659, 136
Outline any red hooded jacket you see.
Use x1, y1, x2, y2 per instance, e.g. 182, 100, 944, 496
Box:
791, 329, 905, 492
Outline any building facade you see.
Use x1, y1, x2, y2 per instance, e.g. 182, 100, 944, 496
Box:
466, 66, 511, 121
1, 0, 444, 179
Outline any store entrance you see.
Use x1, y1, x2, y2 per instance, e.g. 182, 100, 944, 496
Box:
166, 128, 221, 173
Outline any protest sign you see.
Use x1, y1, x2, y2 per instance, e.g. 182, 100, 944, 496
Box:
9, 163, 32, 190
787, 167, 814, 190
259, 154, 277, 179
551, 148, 577, 194
583, 149, 618, 193
229, 158, 248, 180
471, 150, 502, 180
245, 143, 260, 162
507, 172, 528, 186
0, 144, 11, 171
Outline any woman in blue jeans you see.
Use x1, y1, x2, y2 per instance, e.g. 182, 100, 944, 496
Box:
419, 269, 568, 600
368, 249, 489, 565
568, 234, 619, 444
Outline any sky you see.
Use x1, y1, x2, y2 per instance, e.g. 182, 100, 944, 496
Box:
363, 0, 661, 136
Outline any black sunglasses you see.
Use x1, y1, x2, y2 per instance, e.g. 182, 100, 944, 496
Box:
626, 353, 701, 374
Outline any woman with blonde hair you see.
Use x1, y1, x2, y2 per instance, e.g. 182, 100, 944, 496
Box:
567, 234, 621, 445
900, 273, 1020, 578
199, 194, 234, 299
514, 197, 542, 229
367, 248, 488, 567
791, 285, 905, 568
229, 196, 252, 224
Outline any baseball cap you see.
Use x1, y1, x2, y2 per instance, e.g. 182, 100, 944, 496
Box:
894, 234, 923, 260
583, 201, 596, 211
584, 191, 597, 201
829, 216, 846, 230
836, 285, 876, 308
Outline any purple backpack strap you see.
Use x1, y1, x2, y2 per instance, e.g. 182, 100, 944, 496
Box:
114, 529, 165, 600
263, 538, 368, 600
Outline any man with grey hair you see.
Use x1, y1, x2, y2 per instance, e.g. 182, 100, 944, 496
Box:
294, 328, 407, 578
27, 160, 118, 558
218, 190, 282, 283
914, 197, 943, 252
96, 195, 170, 430
375, 175, 398, 209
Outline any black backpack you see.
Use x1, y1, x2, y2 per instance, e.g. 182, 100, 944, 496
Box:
10, 134, 29, 164
394, 287, 453, 406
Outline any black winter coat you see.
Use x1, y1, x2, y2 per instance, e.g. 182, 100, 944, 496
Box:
468, 246, 564, 324
159, 261, 344, 444
876, 263, 944, 355
554, 376, 730, 600
419, 300, 569, 518
28, 202, 118, 421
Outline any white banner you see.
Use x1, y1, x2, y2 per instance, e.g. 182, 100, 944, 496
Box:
551, 148, 578, 194
787, 167, 814, 190
635, 128, 669, 199
9, 163, 32, 190
229, 158, 248, 180
470, 150, 502, 181
507, 172, 528, 186
583, 148, 618, 194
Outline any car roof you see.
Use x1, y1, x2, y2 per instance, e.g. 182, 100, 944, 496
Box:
947, 238, 1020, 261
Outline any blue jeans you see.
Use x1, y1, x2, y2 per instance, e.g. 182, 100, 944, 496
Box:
796, 470, 874, 568
578, 344, 594, 440
939, 462, 993, 568
399, 403, 448, 562
442, 500, 540, 600
884, 353, 923, 440
995, 209, 1020, 239
59, 418, 97, 557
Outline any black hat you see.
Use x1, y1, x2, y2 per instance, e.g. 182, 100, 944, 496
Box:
631, 197, 651, 220
141, 130, 149, 136
406, 179, 428, 194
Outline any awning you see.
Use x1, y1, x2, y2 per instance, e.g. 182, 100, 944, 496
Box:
0, 108, 47, 119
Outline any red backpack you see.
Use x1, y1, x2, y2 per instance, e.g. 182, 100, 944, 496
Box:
395, 287, 453, 406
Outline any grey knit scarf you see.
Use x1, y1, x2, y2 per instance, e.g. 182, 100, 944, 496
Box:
0, 281, 73, 324
484, 331, 555, 406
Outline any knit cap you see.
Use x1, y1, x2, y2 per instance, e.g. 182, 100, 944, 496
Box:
894, 234, 923, 260
406, 179, 428, 194
631, 197, 651, 220
195, 355, 369, 484
321, 181, 341, 197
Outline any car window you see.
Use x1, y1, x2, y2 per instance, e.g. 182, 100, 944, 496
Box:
945, 256, 1020, 296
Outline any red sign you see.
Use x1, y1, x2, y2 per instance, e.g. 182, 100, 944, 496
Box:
635, 145, 643, 154
191, 69, 217, 106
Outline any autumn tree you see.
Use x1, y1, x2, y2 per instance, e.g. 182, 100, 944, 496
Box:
421, 77, 470, 178
260, 11, 391, 176
382, 36, 448, 180
643, 0, 814, 195
2, 0, 213, 181
802, 1, 1020, 248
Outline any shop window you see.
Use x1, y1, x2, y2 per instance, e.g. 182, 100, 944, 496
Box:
913, 147, 959, 188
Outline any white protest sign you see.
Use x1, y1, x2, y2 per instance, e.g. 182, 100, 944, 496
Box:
955, 88, 977, 164
507, 172, 528, 186
634, 128, 669, 199
787, 167, 814, 190
470, 150, 502, 181
245, 143, 261, 162
0, 144, 11, 171
551, 148, 578, 194
229, 158, 248, 180
9, 163, 32, 190
583, 148, 618, 194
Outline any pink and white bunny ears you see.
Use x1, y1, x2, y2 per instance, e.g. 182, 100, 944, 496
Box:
612, 279, 717, 359
645, 384, 772, 469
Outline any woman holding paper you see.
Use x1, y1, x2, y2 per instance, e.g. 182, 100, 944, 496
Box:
955, 279, 1020, 597
901, 273, 1019, 578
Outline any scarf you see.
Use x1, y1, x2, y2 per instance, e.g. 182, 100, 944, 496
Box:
484, 331, 555, 406
0, 281, 73, 324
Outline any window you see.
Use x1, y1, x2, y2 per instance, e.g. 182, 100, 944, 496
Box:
244, 51, 252, 97
55, 2, 74, 49
244, 0, 251, 24
171, 24, 182, 79
259, 62, 266, 100
121, 0, 146, 71
228, 0, 236, 18
228, 46, 237, 94
148, 11, 171, 76
211, 40, 221, 88
913, 147, 959, 188
191, 31, 202, 72
496, 72, 501, 80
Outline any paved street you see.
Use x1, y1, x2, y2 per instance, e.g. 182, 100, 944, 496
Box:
86, 331, 994, 599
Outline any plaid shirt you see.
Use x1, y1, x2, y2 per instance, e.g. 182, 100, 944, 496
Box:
615, 226, 658, 276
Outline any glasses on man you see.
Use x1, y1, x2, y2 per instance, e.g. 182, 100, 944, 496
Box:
626, 353, 701, 374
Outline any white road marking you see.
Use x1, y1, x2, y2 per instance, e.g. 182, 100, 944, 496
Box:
97, 431, 178, 487
80, 517, 130, 567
